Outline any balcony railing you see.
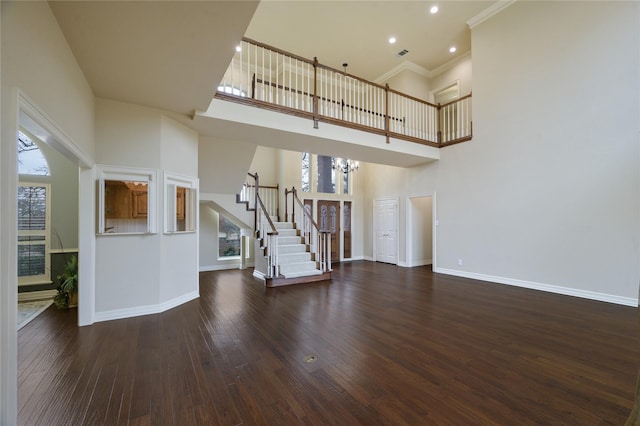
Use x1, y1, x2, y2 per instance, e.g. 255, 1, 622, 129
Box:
217, 37, 472, 147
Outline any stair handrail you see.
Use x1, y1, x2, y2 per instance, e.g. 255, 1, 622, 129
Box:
255, 190, 280, 278
286, 187, 332, 273
239, 172, 279, 227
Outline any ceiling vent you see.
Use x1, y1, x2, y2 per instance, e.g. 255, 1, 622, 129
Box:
396, 49, 409, 57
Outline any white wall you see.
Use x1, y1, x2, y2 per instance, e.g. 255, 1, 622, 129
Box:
435, 1, 640, 304
1, 2, 96, 423
198, 136, 257, 194
94, 99, 199, 317
159, 116, 199, 303
430, 56, 473, 101
249, 146, 279, 186
385, 68, 432, 100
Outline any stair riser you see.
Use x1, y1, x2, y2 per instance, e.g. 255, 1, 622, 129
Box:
279, 261, 318, 275
278, 236, 302, 245
278, 253, 312, 263
278, 244, 307, 254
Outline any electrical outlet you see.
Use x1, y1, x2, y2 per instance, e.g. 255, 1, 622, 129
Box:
457, 259, 463, 266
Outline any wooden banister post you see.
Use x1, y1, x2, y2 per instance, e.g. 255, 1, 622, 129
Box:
276, 183, 280, 221
292, 187, 297, 224
284, 188, 289, 223
384, 84, 390, 144
251, 73, 256, 99
254, 173, 259, 232
313, 57, 319, 129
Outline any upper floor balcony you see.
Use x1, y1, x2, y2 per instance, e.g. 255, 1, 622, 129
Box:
214, 38, 472, 149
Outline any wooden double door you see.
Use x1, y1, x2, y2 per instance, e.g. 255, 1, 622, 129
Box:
305, 200, 352, 262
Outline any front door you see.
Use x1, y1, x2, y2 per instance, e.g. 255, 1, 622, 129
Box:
317, 200, 340, 262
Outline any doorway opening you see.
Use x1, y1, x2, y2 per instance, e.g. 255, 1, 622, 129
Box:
406, 194, 434, 268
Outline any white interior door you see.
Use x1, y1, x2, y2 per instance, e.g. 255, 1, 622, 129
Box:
375, 198, 398, 264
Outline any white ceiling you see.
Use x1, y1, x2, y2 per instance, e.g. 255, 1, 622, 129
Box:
49, 0, 496, 118
49, 1, 259, 115
245, 0, 496, 82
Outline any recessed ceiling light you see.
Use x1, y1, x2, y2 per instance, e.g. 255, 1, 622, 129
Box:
430, 5, 439, 14
388, 36, 397, 44
449, 46, 457, 53
235, 45, 242, 52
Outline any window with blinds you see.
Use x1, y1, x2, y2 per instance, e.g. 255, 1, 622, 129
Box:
18, 183, 50, 285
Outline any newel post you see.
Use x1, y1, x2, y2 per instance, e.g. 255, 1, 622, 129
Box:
313, 57, 319, 129
284, 188, 289, 222
291, 187, 297, 225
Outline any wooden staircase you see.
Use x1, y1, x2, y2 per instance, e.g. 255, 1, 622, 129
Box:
239, 173, 332, 287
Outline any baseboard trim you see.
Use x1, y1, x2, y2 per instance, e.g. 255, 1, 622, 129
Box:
94, 290, 200, 323
253, 270, 266, 282
362, 256, 375, 262
18, 289, 57, 302
433, 267, 638, 307
400, 259, 433, 268
199, 264, 241, 272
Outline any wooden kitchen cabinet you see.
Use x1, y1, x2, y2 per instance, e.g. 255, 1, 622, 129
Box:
176, 187, 186, 220
105, 180, 148, 219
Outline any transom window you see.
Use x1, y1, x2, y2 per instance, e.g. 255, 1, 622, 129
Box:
18, 130, 49, 176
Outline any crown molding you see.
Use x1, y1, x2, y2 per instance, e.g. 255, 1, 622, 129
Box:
375, 50, 472, 84
430, 51, 472, 78
374, 60, 430, 84
466, 0, 518, 29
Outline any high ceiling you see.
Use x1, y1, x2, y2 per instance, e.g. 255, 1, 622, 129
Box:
245, 1, 496, 82
48, 1, 495, 117
50, 1, 259, 115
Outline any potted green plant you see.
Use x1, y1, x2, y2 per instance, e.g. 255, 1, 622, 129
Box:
53, 254, 78, 309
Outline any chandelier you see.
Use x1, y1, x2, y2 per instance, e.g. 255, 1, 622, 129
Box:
333, 158, 359, 173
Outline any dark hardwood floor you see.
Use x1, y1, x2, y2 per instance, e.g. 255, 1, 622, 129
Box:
18, 262, 639, 425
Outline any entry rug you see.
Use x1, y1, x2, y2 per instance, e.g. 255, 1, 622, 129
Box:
18, 300, 52, 330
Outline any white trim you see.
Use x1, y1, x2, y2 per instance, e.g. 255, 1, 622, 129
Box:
49, 248, 78, 254
430, 52, 472, 79
17, 182, 51, 286
432, 193, 438, 270
433, 267, 638, 307
163, 171, 198, 234
96, 165, 158, 235
432, 80, 461, 105
406, 193, 434, 270
199, 264, 242, 272
252, 269, 266, 282
467, 0, 518, 29
17, 289, 57, 302
363, 256, 375, 262
374, 52, 472, 84
374, 60, 430, 84
94, 290, 199, 323
18, 90, 93, 168
403, 259, 433, 268
398, 261, 408, 267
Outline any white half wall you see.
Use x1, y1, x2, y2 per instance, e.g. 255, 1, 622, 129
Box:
94, 99, 200, 318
